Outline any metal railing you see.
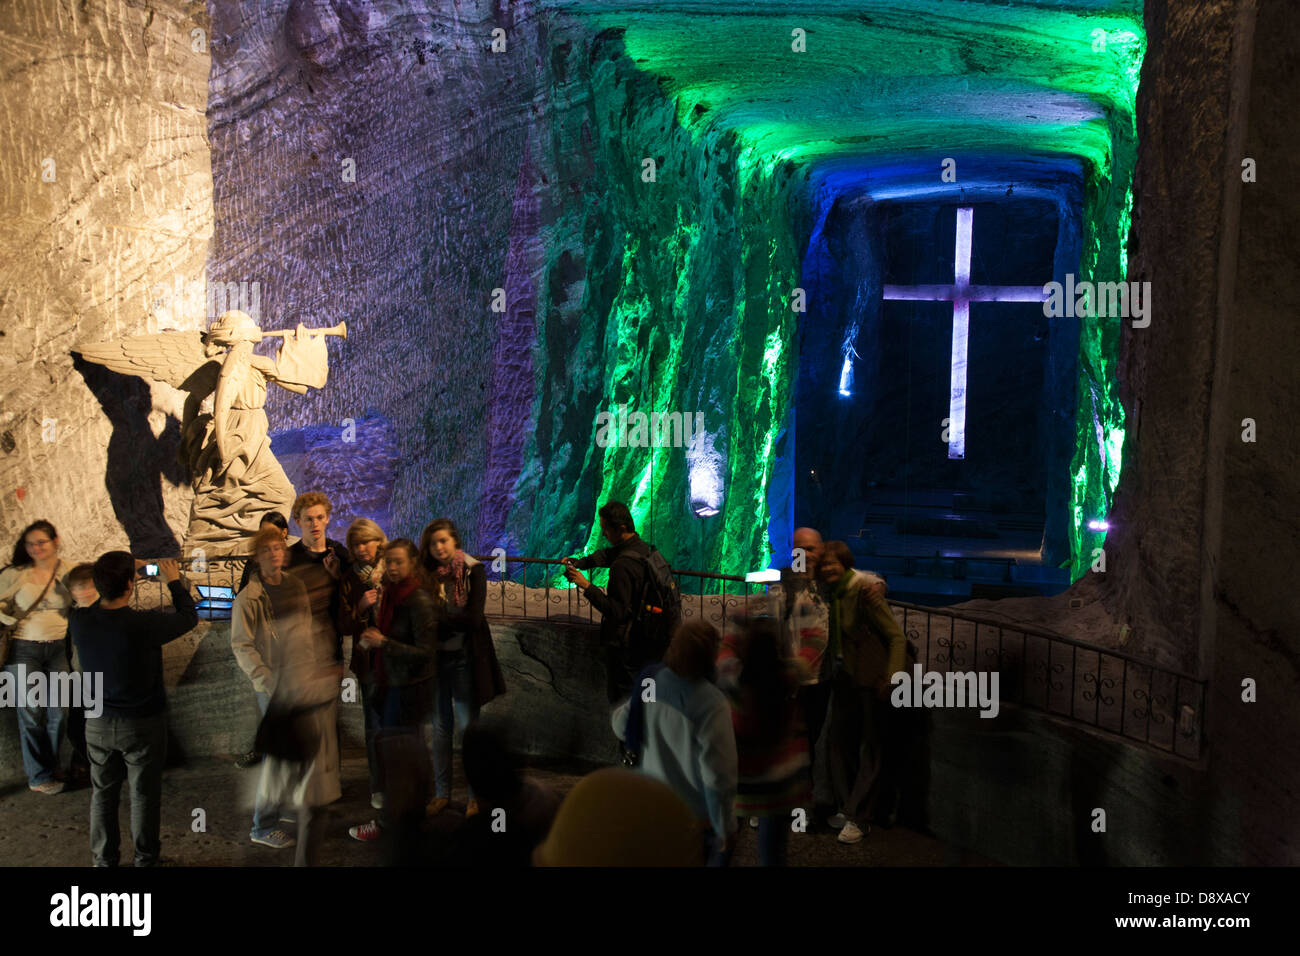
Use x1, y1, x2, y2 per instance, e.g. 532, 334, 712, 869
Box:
893, 601, 1206, 760
132, 552, 1207, 758
469, 555, 1205, 760
466, 555, 770, 627
128, 556, 245, 613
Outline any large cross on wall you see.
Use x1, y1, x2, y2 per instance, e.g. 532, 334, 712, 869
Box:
881, 206, 1049, 460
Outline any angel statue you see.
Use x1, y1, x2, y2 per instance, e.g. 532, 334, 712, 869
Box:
75, 310, 347, 556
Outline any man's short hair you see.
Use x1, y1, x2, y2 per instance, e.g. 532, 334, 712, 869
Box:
66, 563, 96, 587
597, 501, 635, 535
92, 552, 136, 601
251, 527, 287, 558
292, 492, 332, 522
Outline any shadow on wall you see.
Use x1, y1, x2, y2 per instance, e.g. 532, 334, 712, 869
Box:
71, 354, 185, 557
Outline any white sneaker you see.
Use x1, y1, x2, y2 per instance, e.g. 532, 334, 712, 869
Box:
371, 792, 384, 810
827, 812, 848, 830
838, 821, 866, 844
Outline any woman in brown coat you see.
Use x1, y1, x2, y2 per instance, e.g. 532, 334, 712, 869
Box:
418, 519, 506, 819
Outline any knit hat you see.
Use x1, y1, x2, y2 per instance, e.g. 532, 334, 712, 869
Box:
532, 768, 705, 867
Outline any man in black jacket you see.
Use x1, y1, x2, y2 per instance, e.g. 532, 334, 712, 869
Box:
70, 554, 198, 867
286, 492, 349, 664
564, 501, 658, 704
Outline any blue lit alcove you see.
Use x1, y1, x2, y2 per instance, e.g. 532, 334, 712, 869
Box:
792, 159, 1083, 603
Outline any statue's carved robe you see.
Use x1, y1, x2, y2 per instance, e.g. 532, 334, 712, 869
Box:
76, 326, 332, 558
184, 335, 327, 555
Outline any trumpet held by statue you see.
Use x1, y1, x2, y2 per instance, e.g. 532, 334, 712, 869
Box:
257, 321, 347, 341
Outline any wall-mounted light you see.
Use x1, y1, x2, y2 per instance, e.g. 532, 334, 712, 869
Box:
687, 426, 724, 518
1087, 519, 1109, 531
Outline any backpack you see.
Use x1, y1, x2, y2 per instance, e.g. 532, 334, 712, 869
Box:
622, 546, 682, 655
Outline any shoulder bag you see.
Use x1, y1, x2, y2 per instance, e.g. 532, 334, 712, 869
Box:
0, 562, 61, 667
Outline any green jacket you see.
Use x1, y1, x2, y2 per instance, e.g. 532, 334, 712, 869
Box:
829, 570, 907, 688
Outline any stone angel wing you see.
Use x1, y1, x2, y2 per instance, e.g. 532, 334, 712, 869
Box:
74, 330, 221, 398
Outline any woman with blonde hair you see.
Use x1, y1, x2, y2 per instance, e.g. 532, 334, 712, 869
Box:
338, 518, 388, 809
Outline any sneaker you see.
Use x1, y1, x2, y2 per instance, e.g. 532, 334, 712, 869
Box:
425, 797, 450, 817
465, 799, 480, 820
827, 812, 847, 830
29, 780, 64, 795
250, 829, 296, 849
349, 821, 381, 842
838, 821, 867, 844
370, 792, 384, 810
234, 751, 262, 769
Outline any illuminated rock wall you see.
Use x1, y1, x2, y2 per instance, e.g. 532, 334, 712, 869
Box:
0, 0, 211, 558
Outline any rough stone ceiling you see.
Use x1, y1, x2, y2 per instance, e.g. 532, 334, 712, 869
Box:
550, 0, 1142, 198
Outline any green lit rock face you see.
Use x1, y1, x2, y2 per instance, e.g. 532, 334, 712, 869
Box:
519, 0, 1142, 580
511, 31, 807, 578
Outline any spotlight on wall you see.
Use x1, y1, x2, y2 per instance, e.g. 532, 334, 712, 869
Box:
838, 356, 853, 397
687, 428, 724, 518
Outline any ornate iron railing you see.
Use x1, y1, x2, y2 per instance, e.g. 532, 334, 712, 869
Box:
892, 600, 1206, 760
466, 555, 1205, 760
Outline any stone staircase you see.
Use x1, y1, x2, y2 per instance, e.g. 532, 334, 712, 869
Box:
838, 488, 1070, 605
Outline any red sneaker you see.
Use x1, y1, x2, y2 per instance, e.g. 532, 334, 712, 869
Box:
348, 821, 381, 842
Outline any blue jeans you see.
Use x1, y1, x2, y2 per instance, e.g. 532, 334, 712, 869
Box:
85, 712, 167, 866
6, 639, 68, 786
372, 681, 433, 828
432, 650, 478, 800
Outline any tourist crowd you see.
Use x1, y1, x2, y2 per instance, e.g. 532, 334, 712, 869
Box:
0, 499, 928, 866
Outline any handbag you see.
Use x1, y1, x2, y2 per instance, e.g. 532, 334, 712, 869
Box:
0, 561, 60, 667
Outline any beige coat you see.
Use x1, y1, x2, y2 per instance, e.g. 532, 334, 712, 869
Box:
231, 574, 287, 695
236, 573, 341, 809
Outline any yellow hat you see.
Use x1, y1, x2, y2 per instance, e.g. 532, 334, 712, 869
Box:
532, 768, 705, 867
